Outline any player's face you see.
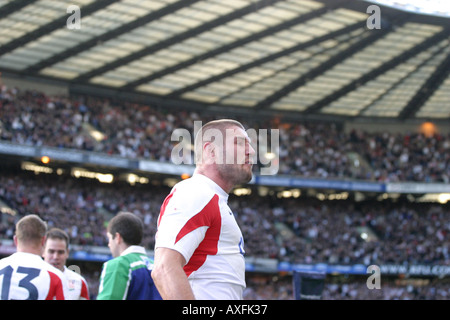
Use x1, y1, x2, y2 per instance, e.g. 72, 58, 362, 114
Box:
43, 238, 69, 272
216, 127, 255, 185
107, 232, 120, 258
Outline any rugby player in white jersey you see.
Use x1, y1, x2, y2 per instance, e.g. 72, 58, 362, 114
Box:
0, 215, 68, 300
152, 119, 255, 300
43, 228, 89, 300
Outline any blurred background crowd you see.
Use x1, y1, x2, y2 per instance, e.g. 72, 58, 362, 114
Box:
1, 169, 448, 266
0, 86, 448, 300
1, 86, 449, 183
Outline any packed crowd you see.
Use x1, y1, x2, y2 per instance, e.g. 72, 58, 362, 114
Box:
233, 194, 449, 266
58, 263, 450, 300
0, 169, 448, 267
1, 85, 449, 300
1, 85, 449, 183
0, 171, 164, 249
243, 276, 449, 300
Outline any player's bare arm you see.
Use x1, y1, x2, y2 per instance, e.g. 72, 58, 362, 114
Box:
152, 247, 195, 300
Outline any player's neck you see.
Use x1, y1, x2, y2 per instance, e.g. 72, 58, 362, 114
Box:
14, 236, 45, 257
16, 244, 43, 256
195, 167, 232, 194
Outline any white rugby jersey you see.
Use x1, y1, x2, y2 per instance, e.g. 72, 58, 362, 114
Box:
63, 266, 89, 300
155, 173, 246, 300
0, 252, 67, 300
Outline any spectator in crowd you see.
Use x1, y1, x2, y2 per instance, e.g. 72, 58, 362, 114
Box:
0, 170, 448, 266
1, 85, 449, 300
1, 85, 449, 183
244, 276, 449, 300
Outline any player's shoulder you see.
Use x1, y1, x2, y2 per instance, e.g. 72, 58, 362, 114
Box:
0, 253, 13, 265
42, 261, 66, 280
0, 255, 14, 270
102, 255, 129, 272
4, 252, 66, 282
0, 252, 27, 264
167, 179, 217, 216
172, 174, 217, 201
64, 266, 87, 282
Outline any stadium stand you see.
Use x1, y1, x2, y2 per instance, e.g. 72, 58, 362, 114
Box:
0, 0, 449, 301
0, 108, 448, 298
1, 85, 449, 183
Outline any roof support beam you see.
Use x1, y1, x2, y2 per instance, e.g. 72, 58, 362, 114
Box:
25, 0, 203, 74
75, 0, 281, 83
0, 0, 38, 20
398, 38, 450, 119
357, 40, 449, 117
255, 25, 392, 110
117, 0, 351, 90
0, 0, 116, 56
303, 27, 450, 115
168, 21, 364, 98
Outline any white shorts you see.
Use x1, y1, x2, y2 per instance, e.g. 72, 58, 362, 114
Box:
189, 279, 244, 300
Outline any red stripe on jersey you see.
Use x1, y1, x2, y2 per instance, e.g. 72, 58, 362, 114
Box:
175, 194, 221, 277
158, 188, 176, 227
80, 279, 90, 300
46, 271, 65, 300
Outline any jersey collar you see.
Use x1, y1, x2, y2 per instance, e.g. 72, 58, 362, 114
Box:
120, 245, 147, 257
193, 173, 229, 200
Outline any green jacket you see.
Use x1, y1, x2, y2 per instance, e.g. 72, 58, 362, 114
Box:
97, 246, 161, 300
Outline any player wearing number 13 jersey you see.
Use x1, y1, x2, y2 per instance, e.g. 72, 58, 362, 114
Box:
0, 252, 67, 300
0, 215, 67, 300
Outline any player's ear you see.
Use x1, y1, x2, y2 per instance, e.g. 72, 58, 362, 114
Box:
13, 235, 18, 247
204, 141, 212, 154
203, 142, 215, 164
41, 235, 46, 247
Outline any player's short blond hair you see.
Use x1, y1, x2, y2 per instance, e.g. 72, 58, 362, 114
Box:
15, 214, 47, 245
194, 119, 245, 164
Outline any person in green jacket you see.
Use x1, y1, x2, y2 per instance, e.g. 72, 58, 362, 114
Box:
97, 211, 162, 300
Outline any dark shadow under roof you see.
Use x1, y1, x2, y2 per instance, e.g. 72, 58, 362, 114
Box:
0, 0, 449, 121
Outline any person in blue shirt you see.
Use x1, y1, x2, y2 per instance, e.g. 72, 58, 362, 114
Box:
97, 211, 161, 300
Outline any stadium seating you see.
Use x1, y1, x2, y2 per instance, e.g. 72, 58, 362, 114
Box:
1, 85, 449, 183
1, 85, 448, 300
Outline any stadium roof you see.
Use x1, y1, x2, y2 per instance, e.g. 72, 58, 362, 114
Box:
0, 0, 449, 121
